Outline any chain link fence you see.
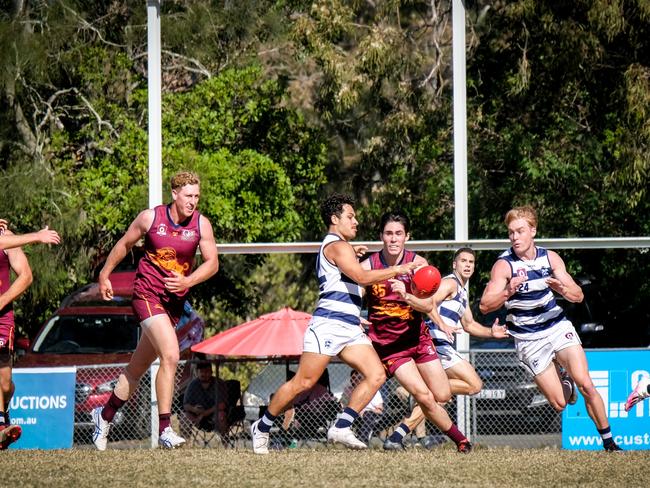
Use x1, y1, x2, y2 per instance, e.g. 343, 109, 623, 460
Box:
72, 351, 561, 450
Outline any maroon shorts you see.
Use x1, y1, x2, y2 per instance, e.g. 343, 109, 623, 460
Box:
132, 292, 184, 326
373, 336, 438, 376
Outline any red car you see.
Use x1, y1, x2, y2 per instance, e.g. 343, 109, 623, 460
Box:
15, 271, 205, 440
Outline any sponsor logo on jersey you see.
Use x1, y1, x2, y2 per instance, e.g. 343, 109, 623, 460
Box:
516, 268, 527, 278
156, 224, 167, 236
181, 229, 196, 241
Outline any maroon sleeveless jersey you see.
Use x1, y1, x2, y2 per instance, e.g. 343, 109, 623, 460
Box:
133, 205, 201, 300
0, 250, 13, 328
366, 250, 424, 348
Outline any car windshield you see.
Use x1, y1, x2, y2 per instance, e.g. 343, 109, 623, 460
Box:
33, 314, 139, 354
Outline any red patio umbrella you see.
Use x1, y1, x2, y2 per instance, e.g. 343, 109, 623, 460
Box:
191, 307, 312, 358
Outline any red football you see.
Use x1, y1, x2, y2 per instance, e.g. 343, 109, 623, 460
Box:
411, 265, 442, 298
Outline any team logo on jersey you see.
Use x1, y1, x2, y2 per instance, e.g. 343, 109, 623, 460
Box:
181, 229, 196, 241
516, 268, 527, 279
156, 224, 167, 236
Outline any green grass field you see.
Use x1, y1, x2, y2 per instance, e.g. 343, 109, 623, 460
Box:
5, 445, 649, 488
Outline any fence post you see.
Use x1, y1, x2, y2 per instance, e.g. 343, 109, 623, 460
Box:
150, 360, 160, 448
456, 331, 471, 440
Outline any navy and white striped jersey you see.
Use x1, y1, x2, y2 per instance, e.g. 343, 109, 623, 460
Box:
312, 233, 362, 326
500, 246, 566, 339
427, 274, 467, 347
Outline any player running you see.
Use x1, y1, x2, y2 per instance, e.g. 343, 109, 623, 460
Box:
250, 195, 418, 454
363, 211, 475, 453
92, 171, 219, 450
480, 206, 622, 451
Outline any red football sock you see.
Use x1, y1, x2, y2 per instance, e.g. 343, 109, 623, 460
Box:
444, 424, 468, 446
102, 392, 126, 422
159, 413, 171, 434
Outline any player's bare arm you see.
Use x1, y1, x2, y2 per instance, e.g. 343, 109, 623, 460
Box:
426, 278, 462, 340
460, 307, 508, 339
546, 250, 584, 303
479, 260, 526, 313
164, 215, 219, 293
326, 241, 417, 286
387, 278, 433, 313
0, 226, 61, 250
0, 245, 33, 310
99, 209, 154, 300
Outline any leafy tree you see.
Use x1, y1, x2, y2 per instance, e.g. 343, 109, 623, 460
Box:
0, 2, 328, 335
467, 0, 650, 310
1, 0, 649, 342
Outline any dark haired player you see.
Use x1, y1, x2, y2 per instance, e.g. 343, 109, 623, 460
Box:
384, 247, 507, 448
250, 195, 418, 454
362, 211, 474, 453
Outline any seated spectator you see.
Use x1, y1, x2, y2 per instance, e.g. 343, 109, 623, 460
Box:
342, 370, 384, 443
181, 361, 228, 435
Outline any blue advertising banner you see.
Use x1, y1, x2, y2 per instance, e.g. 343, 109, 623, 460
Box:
563, 349, 650, 450
10, 367, 76, 450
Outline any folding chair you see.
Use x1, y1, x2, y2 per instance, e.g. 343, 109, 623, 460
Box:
180, 409, 221, 448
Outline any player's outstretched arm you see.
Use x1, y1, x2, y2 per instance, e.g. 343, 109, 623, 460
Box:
327, 241, 417, 286
0, 226, 61, 250
460, 307, 508, 339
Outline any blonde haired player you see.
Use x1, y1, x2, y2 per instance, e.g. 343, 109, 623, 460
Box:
92, 171, 219, 450
480, 206, 621, 451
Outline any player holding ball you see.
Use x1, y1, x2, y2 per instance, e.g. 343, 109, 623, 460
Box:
361, 210, 474, 453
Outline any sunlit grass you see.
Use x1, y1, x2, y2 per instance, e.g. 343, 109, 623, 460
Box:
6, 445, 649, 488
